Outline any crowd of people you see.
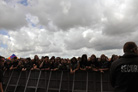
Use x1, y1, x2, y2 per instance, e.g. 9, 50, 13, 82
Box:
1, 41, 138, 92
0, 54, 119, 73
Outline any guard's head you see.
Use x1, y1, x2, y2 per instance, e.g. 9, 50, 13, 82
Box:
123, 42, 138, 54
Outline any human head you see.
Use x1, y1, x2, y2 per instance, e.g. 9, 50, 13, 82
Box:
123, 42, 138, 54
100, 54, 107, 61
71, 57, 77, 64
90, 54, 97, 61
44, 56, 49, 62
34, 55, 39, 61
50, 56, 55, 63
81, 54, 87, 62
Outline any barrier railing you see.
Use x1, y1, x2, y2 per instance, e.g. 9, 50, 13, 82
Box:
3, 70, 113, 92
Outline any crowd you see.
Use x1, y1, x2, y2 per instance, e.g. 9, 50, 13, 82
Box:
1, 41, 137, 92
0, 54, 119, 73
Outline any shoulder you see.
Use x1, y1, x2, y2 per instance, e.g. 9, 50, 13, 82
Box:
110, 58, 123, 70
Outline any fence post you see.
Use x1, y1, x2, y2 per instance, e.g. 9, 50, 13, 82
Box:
59, 71, 63, 92
101, 72, 103, 92
72, 73, 75, 92
46, 71, 52, 92
4, 70, 14, 92
23, 70, 31, 92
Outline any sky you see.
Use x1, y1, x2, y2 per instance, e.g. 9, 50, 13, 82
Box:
0, 0, 138, 58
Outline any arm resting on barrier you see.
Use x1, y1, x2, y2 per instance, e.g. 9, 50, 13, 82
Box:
0, 83, 3, 92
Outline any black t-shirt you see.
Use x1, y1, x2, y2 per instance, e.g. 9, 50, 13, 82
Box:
86, 61, 92, 66
79, 61, 87, 68
71, 62, 78, 70
17, 65, 23, 71
41, 62, 50, 69
91, 59, 99, 68
4, 62, 12, 70
12, 61, 19, 67
98, 60, 110, 68
23, 62, 33, 70
0, 69, 3, 83
59, 63, 69, 70
50, 62, 59, 69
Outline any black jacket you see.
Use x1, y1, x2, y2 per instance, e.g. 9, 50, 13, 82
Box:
110, 53, 138, 92
0, 69, 3, 83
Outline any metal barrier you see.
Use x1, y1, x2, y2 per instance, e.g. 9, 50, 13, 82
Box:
3, 70, 113, 92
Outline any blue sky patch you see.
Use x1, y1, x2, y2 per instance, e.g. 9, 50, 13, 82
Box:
18, 0, 28, 6
0, 43, 8, 49
0, 30, 8, 35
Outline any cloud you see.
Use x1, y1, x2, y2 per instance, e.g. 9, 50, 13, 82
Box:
26, 0, 103, 30
101, 0, 138, 36
1, 0, 138, 58
0, 0, 27, 30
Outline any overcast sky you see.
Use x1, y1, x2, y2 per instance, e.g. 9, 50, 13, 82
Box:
0, 0, 138, 58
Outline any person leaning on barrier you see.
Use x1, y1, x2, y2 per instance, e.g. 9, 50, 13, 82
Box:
98, 54, 110, 72
70, 57, 79, 74
79, 54, 87, 71
86, 57, 92, 70
0, 56, 4, 92
4, 59, 12, 71
22, 58, 32, 71
58, 59, 69, 71
110, 41, 138, 92
90, 54, 99, 71
16, 60, 24, 71
50, 56, 59, 71
39, 56, 50, 70
10, 57, 19, 70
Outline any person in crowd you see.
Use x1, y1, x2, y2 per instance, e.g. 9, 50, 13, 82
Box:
39, 56, 50, 70
59, 59, 69, 71
70, 57, 79, 74
0, 56, 4, 92
86, 57, 92, 70
98, 54, 110, 72
79, 54, 87, 70
40, 56, 45, 62
108, 54, 119, 68
16, 60, 24, 71
22, 58, 32, 71
110, 54, 119, 63
4, 59, 12, 71
31, 64, 40, 70
90, 54, 99, 71
66, 58, 71, 70
32, 55, 40, 68
10, 57, 19, 70
110, 41, 138, 92
50, 56, 59, 71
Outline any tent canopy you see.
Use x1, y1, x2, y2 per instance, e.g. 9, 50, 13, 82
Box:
8, 54, 18, 60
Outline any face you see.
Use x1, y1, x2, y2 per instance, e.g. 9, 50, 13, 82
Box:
34, 55, 39, 60
91, 55, 95, 60
88, 57, 91, 62
101, 54, 106, 61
